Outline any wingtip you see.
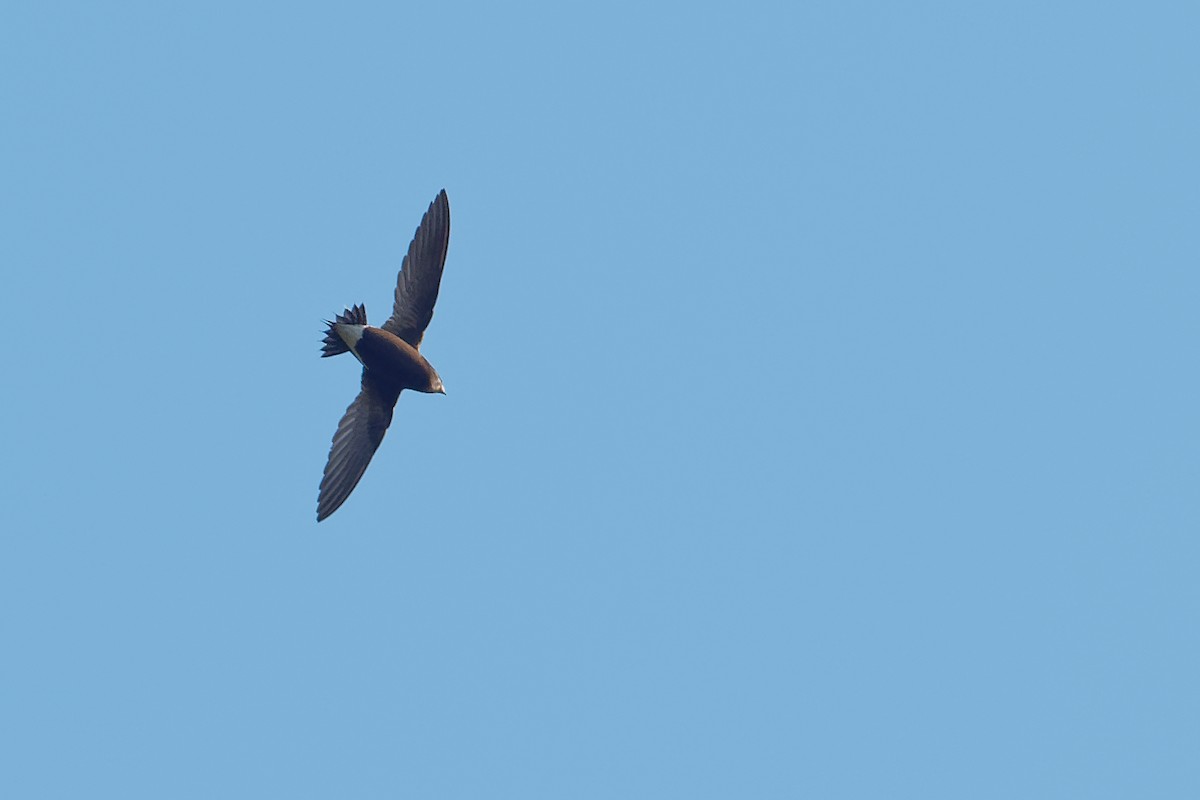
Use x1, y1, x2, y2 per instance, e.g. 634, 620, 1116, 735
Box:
316, 496, 339, 521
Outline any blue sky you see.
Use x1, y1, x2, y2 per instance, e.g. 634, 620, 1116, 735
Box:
3, 1, 1198, 797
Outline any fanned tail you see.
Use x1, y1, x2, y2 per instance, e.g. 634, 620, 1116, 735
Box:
320, 304, 368, 357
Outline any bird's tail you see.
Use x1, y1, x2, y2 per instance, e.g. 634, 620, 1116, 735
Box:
321, 304, 368, 357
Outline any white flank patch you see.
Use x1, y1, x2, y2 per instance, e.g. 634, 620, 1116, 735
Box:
337, 324, 367, 363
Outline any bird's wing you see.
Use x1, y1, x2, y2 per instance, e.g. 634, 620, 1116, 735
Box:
317, 371, 402, 521
381, 190, 450, 348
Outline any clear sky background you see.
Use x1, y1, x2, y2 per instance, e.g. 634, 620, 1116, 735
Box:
2, 1, 1198, 797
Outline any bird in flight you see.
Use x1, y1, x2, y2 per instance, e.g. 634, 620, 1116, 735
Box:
316, 189, 451, 521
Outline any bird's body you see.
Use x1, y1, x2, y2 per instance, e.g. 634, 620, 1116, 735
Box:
334, 322, 444, 395
316, 190, 451, 521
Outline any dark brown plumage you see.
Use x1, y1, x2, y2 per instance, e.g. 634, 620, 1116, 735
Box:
316, 190, 450, 522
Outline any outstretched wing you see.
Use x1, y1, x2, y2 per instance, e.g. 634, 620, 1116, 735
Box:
381, 189, 450, 348
317, 371, 402, 521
